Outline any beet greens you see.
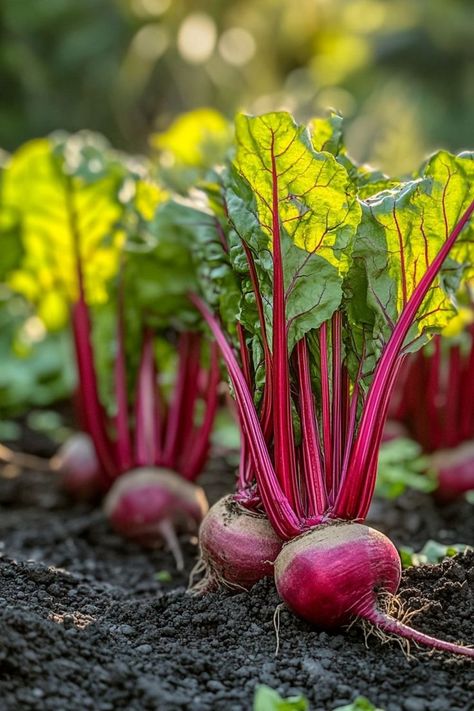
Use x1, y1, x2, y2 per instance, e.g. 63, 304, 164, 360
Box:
195, 112, 473, 532
4, 133, 219, 562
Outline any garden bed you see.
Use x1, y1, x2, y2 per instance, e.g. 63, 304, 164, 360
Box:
0, 454, 473, 711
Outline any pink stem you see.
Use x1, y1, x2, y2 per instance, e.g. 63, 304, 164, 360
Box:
296, 338, 327, 515
242, 241, 274, 441
153, 359, 166, 464
237, 323, 253, 387
162, 333, 194, 468
340, 365, 350, 456
66, 177, 116, 482
392, 353, 417, 422
331, 312, 343, 493
175, 334, 202, 464
190, 293, 301, 539
236, 324, 255, 490
114, 265, 133, 471
340, 355, 364, 484
134, 329, 158, 467
71, 302, 117, 481
334, 199, 474, 519
408, 351, 431, 451
444, 344, 462, 448
180, 341, 220, 480
425, 338, 442, 451
462, 325, 474, 440
355, 355, 405, 519
270, 137, 298, 507
319, 323, 332, 494
73, 387, 87, 432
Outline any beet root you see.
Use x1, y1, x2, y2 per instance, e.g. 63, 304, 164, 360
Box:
104, 467, 208, 569
431, 441, 474, 502
274, 522, 474, 657
50, 432, 103, 500
196, 495, 283, 591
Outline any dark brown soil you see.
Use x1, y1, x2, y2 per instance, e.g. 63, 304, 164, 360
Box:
0, 460, 473, 711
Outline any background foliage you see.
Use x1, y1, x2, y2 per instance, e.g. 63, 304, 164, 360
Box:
1, 0, 473, 427
1, 0, 473, 174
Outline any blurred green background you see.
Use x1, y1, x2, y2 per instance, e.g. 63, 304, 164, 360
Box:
1, 0, 473, 431
1, 0, 473, 175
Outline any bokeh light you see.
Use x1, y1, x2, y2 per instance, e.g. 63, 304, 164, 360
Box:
177, 13, 217, 65
0, 0, 472, 173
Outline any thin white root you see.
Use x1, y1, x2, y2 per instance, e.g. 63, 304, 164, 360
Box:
188, 557, 207, 591
273, 603, 285, 657
361, 592, 435, 660
361, 617, 413, 658
188, 566, 220, 596
158, 520, 184, 571
361, 590, 413, 657
188, 557, 250, 596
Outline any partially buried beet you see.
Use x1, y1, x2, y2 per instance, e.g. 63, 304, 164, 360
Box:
105, 468, 208, 569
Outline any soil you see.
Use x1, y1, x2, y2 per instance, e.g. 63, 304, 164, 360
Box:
0, 449, 473, 710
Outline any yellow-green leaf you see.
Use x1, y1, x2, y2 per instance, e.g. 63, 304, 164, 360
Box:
358, 150, 474, 348
151, 108, 231, 168
3, 133, 156, 327
234, 112, 360, 272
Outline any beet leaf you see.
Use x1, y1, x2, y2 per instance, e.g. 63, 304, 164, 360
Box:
190, 111, 474, 535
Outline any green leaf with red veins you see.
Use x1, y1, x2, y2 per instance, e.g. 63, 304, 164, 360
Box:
227, 112, 361, 348
3, 133, 145, 327
356, 150, 474, 356
145, 198, 242, 336
309, 112, 345, 155
234, 112, 360, 269
421, 151, 474, 276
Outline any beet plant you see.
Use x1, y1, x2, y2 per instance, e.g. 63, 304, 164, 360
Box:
184, 111, 473, 654
72, 218, 219, 568
3, 133, 219, 567
3, 132, 135, 492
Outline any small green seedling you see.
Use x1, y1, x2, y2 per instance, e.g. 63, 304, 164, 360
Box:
154, 570, 172, 583
334, 697, 384, 711
253, 685, 309, 711
253, 687, 384, 711
400, 540, 472, 568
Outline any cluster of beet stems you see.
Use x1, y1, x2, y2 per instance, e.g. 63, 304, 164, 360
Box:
56, 181, 219, 569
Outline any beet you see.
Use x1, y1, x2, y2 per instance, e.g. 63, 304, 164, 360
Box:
51, 432, 103, 500
197, 495, 283, 590
275, 522, 474, 657
431, 441, 474, 502
104, 467, 208, 569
